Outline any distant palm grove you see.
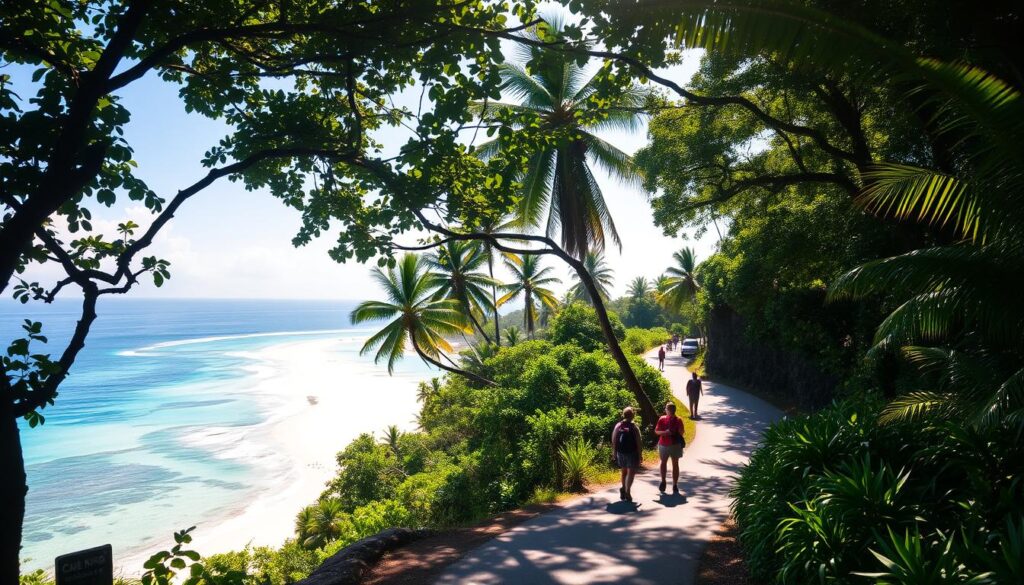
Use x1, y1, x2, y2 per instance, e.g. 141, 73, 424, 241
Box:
3, 0, 1022, 584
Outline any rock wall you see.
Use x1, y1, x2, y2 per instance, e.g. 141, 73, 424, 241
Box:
296, 527, 434, 585
705, 306, 837, 410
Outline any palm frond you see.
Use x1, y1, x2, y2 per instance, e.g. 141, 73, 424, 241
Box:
470, 99, 547, 121
350, 300, 400, 323
878, 391, 955, 424
498, 64, 556, 109
828, 245, 999, 302
858, 164, 978, 241
518, 148, 556, 229
582, 132, 643, 189
471, 137, 502, 160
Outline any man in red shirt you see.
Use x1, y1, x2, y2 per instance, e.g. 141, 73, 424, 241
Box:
654, 402, 685, 494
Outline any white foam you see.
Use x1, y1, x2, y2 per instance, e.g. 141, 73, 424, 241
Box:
117, 328, 377, 357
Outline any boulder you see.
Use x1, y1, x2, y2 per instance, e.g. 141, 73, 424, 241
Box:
296, 527, 435, 585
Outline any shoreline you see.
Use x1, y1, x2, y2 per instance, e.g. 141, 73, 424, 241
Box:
115, 335, 429, 574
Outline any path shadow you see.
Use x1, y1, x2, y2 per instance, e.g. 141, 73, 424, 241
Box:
604, 501, 641, 514
652, 492, 688, 508
437, 511, 708, 585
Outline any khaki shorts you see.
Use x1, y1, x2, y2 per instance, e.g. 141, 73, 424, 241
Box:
658, 443, 683, 460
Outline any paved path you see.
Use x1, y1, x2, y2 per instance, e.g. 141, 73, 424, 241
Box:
434, 349, 783, 585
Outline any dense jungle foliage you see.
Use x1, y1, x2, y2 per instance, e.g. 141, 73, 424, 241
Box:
734, 398, 1024, 583
620, 0, 1024, 581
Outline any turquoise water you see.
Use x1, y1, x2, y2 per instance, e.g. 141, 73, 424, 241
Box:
1, 298, 431, 571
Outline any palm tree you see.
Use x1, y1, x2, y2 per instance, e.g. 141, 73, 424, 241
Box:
351, 253, 494, 386
426, 240, 496, 344
473, 18, 647, 258
657, 247, 700, 311
560, 289, 577, 307
295, 505, 316, 547
627, 276, 651, 300
477, 216, 517, 345
538, 299, 558, 329
504, 326, 523, 346
381, 425, 402, 458
297, 499, 348, 549
498, 254, 561, 338
654, 274, 671, 295
568, 251, 615, 304
416, 377, 441, 403
460, 341, 500, 376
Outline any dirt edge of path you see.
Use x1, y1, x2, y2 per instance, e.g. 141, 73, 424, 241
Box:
359, 502, 559, 585
695, 517, 756, 585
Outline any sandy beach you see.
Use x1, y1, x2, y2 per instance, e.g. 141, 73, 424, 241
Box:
115, 335, 428, 574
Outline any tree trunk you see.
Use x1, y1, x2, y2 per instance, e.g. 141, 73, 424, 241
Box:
488, 253, 501, 347
524, 290, 535, 339
466, 309, 492, 345
570, 259, 659, 430
0, 402, 27, 583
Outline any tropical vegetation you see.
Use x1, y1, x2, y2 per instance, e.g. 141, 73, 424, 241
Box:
425, 240, 497, 344
350, 254, 491, 386
7, 0, 1023, 582
200, 309, 673, 584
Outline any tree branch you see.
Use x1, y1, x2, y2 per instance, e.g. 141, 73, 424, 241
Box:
478, 29, 862, 166
680, 171, 858, 212
13, 285, 99, 417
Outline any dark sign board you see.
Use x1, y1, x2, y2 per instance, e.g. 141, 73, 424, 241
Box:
55, 544, 112, 585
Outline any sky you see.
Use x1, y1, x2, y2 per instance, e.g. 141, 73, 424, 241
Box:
15, 41, 717, 302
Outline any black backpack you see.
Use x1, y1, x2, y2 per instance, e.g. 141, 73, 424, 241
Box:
616, 421, 636, 451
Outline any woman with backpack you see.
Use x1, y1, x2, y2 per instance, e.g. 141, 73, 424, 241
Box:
611, 406, 643, 502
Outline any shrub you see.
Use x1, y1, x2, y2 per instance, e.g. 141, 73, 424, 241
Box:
733, 397, 1024, 584
527, 485, 560, 505
323, 434, 404, 510
559, 437, 598, 492
395, 461, 460, 526
520, 407, 575, 491
18, 570, 51, 585
547, 302, 625, 351
485, 339, 553, 386
350, 499, 412, 538
428, 451, 493, 524
622, 327, 671, 355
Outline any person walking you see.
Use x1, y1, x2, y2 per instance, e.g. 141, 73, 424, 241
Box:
611, 407, 643, 502
654, 402, 685, 494
657, 345, 666, 371
686, 372, 704, 419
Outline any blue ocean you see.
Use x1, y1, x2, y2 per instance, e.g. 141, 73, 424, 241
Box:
1, 298, 432, 573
